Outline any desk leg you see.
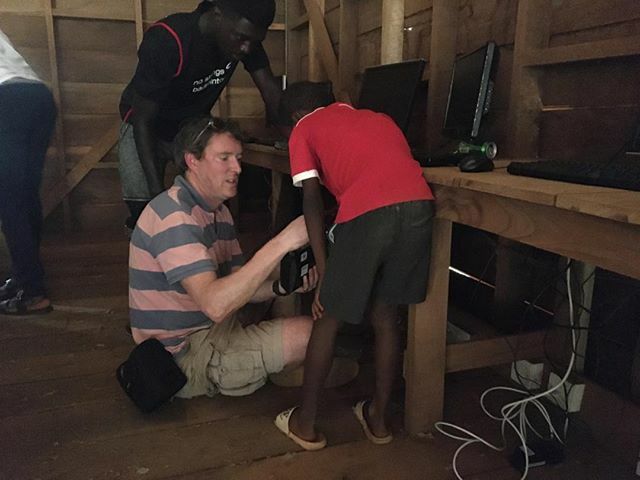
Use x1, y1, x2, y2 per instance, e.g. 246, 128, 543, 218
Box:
270, 171, 283, 230
270, 172, 302, 233
404, 217, 452, 436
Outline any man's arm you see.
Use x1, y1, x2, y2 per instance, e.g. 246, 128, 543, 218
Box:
131, 92, 165, 196
181, 216, 309, 323
250, 66, 282, 127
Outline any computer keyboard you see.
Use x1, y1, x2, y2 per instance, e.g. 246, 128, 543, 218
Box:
506, 157, 640, 192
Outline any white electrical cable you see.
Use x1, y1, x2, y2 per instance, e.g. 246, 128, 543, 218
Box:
435, 259, 578, 480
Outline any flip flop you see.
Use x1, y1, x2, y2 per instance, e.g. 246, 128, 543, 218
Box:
352, 400, 393, 445
0, 292, 52, 316
274, 406, 327, 451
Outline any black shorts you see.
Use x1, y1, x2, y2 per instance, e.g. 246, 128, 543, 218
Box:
320, 200, 434, 325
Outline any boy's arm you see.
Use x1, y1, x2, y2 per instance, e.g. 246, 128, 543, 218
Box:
301, 177, 326, 277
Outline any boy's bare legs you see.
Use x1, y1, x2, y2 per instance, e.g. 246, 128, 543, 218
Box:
288, 314, 340, 441
367, 301, 400, 438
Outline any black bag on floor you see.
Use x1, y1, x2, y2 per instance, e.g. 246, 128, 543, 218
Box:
116, 338, 187, 413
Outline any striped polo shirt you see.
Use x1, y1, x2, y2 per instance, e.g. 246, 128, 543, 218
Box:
128, 175, 244, 355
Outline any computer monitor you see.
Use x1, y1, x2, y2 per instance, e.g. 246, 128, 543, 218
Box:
357, 59, 427, 134
443, 42, 497, 140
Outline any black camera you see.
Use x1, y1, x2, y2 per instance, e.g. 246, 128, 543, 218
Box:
279, 245, 315, 294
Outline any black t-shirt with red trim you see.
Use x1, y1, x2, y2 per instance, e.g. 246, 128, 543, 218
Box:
119, 7, 269, 141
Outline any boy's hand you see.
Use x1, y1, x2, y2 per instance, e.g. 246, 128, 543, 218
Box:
294, 266, 319, 294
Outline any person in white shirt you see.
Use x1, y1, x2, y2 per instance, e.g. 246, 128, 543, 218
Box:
0, 28, 56, 315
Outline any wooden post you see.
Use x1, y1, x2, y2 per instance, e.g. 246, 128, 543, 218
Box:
380, 0, 404, 64
43, 0, 65, 181
302, 0, 348, 101
306, 0, 326, 81
338, 0, 358, 101
43, 0, 71, 227
405, 217, 452, 435
133, 0, 144, 47
506, 0, 552, 157
495, 0, 553, 360
426, 0, 458, 151
285, 1, 304, 83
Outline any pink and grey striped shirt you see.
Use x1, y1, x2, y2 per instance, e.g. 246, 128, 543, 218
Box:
128, 175, 244, 355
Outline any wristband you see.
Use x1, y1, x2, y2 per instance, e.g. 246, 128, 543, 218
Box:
272, 280, 287, 296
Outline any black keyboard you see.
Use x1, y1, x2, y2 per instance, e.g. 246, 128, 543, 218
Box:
507, 158, 640, 192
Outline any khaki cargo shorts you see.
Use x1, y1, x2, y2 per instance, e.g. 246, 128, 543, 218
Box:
175, 310, 284, 398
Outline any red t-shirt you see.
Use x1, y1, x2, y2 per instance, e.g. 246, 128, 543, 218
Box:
289, 103, 434, 223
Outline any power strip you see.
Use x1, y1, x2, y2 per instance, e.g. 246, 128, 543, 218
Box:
511, 360, 544, 390
547, 372, 585, 413
446, 321, 471, 343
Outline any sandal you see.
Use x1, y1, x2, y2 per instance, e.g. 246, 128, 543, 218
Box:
0, 291, 52, 316
0, 278, 19, 302
353, 400, 393, 445
274, 406, 327, 451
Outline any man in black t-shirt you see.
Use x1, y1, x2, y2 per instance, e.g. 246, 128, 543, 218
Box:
118, 0, 281, 229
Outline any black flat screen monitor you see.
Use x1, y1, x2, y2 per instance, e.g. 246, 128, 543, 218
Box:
443, 42, 497, 139
357, 59, 427, 133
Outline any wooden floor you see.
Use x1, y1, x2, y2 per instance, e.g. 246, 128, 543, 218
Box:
0, 214, 637, 480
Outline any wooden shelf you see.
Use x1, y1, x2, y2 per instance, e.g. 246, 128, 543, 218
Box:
523, 34, 640, 66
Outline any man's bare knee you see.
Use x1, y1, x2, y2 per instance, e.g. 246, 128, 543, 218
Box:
281, 316, 313, 367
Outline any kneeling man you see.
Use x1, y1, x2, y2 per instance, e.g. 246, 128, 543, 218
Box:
128, 116, 315, 398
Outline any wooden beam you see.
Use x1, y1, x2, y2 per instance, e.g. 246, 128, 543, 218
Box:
43, 0, 65, 181
380, 0, 404, 64
290, 13, 309, 30
523, 34, 640, 66
43, 122, 121, 218
405, 217, 452, 435
426, 0, 458, 151
446, 331, 545, 373
304, 0, 328, 81
133, 0, 144, 47
302, 0, 351, 102
285, 1, 302, 82
506, 0, 552, 157
338, 0, 358, 101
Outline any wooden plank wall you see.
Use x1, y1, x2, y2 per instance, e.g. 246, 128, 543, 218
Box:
0, 0, 285, 232
287, 0, 640, 159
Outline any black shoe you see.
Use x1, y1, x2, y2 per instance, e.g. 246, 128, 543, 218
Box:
0, 278, 19, 302
0, 290, 53, 316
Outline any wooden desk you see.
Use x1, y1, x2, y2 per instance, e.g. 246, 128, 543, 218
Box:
243, 144, 291, 229
405, 160, 640, 435
242, 147, 640, 435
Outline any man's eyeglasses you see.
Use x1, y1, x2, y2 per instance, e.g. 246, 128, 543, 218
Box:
193, 118, 221, 145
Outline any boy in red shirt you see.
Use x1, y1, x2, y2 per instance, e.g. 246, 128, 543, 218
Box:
274, 81, 435, 449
